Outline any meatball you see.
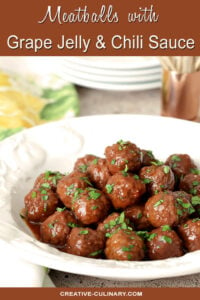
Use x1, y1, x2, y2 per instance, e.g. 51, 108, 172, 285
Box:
105, 173, 146, 209
34, 171, 64, 191
166, 154, 196, 179
144, 191, 194, 227
97, 212, 133, 237
72, 188, 110, 225
140, 149, 157, 167
105, 229, 144, 261
124, 204, 151, 230
105, 140, 141, 174
40, 209, 78, 246
179, 173, 200, 196
24, 187, 58, 222
74, 154, 98, 174
64, 227, 105, 258
139, 165, 175, 195
178, 218, 200, 252
87, 158, 111, 190
56, 173, 91, 208
147, 226, 183, 260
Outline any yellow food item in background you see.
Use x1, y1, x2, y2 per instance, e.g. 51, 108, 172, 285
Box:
0, 72, 46, 128
0, 73, 12, 87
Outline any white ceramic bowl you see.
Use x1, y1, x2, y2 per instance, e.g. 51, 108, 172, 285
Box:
0, 115, 200, 281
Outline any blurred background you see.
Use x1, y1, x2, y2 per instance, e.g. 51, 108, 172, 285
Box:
0, 56, 162, 140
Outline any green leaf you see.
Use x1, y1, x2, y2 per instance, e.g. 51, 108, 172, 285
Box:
40, 85, 79, 121
105, 184, 114, 194
0, 127, 23, 141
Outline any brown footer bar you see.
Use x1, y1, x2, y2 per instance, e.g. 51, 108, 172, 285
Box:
0, 288, 199, 300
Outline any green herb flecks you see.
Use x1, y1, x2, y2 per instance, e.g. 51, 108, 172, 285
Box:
161, 236, 172, 244
163, 166, 170, 174
171, 155, 181, 162
79, 230, 89, 235
89, 249, 103, 257
161, 225, 171, 231
191, 196, 200, 206
154, 199, 164, 207
106, 184, 114, 194
121, 245, 134, 252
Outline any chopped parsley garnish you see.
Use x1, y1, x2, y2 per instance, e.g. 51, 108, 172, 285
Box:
73, 188, 84, 200
92, 158, 98, 165
151, 160, 163, 166
176, 198, 194, 214
41, 183, 50, 189
88, 189, 101, 200
137, 212, 142, 219
190, 169, 200, 175
117, 139, 128, 151
127, 254, 133, 260
121, 245, 134, 252
147, 150, 154, 159
183, 223, 189, 228
89, 249, 103, 257
42, 195, 48, 201
105, 232, 112, 238
105, 184, 114, 194
133, 175, 139, 180
67, 222, 79, 228
92, 205, 98, 210
79, 230, 89, 235
191, 196, 200, 206
48, 223, 54, 229
147, 233, 157, 241
66, 184, 75, 195
171, 155, 181, 162
136, 231, 149, 239
31, 191, 37, 198
163, 166, 170, 174
192, 218, 200, 223
192, 181, 200, 186
154, 199, 164, 207
177, 209, 183, 216
161, 236, 172, 244
78, 164, 88, 173
190, 188, 197, 195
118, 212, 125, 224
143, 178, 152, 184
80, 177, 92, 186
111, 159, 116, 165
56, 207, 66, 212
161, 225, 171, 231
41, 189, 47, 194
44, 170, 52, 179
172, 163, 177, 168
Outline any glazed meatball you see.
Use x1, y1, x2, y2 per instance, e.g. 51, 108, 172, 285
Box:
24, 187, 58, 222
105, 173, 146, 209
64, 227, 105, 258
34, 171, 64, 191
40, 209, 78, 246
72, 188, 110, 225
105, 140, 141, 174
56, 173, 91, 208
105, 229, 144, 261
139, 165, 175, 194
166, 154, 196, 179
97, 212, 133, 236
140, 149, 157, 167
124, 204, 151, 230
147, 226, 183, 260
144, 191, 194, 227
87, 158, 111, 190
74, 154, 98, 174
179, 173, 200, 196
178, 218, 200, 252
